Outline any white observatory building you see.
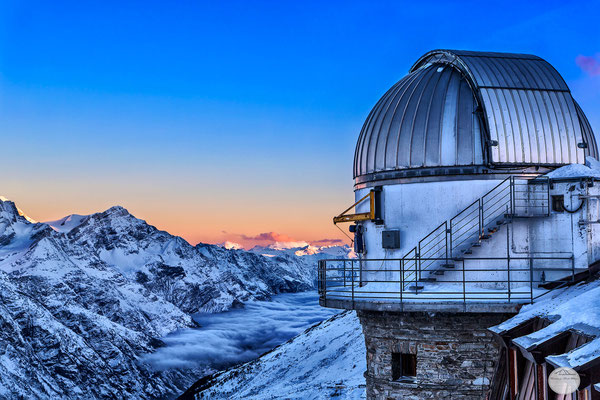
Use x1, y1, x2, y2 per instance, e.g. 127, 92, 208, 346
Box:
318, 50, 600, 399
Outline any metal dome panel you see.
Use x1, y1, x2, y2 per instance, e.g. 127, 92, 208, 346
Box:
354, 50, 597, 184
354, 64, 484, 180
575, 101, 599, 159
412, 50, 590, 166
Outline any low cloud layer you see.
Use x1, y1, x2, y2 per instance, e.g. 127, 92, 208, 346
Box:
576, 54, 600, 76
141, 291, 338, 371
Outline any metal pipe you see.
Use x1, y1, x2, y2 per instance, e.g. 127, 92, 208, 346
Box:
529, 258, 534, 304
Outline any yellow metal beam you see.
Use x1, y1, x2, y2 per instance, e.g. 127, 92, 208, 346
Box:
333, 190, 376, 224
333, 212, 372, 224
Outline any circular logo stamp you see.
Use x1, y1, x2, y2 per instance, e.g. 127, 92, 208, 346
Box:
548, 367, 580, 395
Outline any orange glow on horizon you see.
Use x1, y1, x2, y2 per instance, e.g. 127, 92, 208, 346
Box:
4, 181, 352, 250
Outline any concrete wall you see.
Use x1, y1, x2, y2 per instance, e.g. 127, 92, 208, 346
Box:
358, 310, 512, 400
355, 179, 504, 261
354, 179, 600, 288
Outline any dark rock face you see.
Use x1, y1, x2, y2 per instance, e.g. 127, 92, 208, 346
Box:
358, 311, 513, 400
0, 198, 330, 399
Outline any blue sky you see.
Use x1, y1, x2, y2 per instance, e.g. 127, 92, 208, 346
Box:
1, 0, 599, 246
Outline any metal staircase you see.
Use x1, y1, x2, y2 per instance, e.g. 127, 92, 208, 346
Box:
402, 176, 551, 292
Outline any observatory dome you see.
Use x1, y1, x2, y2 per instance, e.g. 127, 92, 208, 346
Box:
354, 50, 598, 185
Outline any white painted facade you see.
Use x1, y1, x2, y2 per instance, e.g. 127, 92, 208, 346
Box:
353, 177, 600, 292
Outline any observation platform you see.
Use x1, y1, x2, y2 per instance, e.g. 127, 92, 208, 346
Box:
318, 256, 581, 314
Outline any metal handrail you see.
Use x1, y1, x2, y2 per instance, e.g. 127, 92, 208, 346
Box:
318, 255, 577, 307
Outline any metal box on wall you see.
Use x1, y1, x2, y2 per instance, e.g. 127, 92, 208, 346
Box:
382, 230, 400, 249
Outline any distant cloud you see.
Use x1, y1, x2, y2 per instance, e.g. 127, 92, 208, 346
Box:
220, 241, 242, 250
218, 230, 346, 250
311, 238, 344, 246
240, 231, 297, 243
576, 54, 600, 76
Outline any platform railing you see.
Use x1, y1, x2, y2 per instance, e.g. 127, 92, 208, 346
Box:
318, 255, 576, 307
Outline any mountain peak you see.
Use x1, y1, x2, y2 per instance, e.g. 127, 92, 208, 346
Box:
95, 205, 139, 222
104, 205, 129, 215
0, 196, 37, 224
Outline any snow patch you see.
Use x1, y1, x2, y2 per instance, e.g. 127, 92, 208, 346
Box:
545, 157, 600, 179
45, 214, 88, 233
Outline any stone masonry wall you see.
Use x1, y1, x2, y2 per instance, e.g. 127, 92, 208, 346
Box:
358, 311, 513, 400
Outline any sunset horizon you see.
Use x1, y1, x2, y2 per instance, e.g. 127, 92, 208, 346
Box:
3, 1, 598, 255
2, 1, 600, 399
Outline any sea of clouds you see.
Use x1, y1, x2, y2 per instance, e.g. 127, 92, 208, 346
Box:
142, 291, 338, 371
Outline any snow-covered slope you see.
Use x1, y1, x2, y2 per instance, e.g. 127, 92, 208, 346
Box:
0, 197, 342, 399
180, 311, 366, 400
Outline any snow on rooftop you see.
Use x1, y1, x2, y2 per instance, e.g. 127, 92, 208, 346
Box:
545, 157, 600, 179
490, 278, 600, 369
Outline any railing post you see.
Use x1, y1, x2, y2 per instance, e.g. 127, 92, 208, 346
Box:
343, 260, 346, 287
507, 208, 510, 302
462, 259, 466, 304
449, 221, 454, 259
351, 260, 355, 307
415, 254, 419, 295
571, 256, 575, 283
400, 259, 403, 303
445, 221, 449, 266
507, 257, 511, 303
547, 177, 551, 216
417, 246, 421, 281
511, 177, 515, 217
479, 198, 483, 238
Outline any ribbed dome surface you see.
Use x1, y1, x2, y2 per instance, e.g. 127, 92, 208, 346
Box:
354, 50, 598, 184
354, 64, 483, 179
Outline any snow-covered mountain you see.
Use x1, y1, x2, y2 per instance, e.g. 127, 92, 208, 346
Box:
0, 197, 347, 399
249, 243, 353, 259
179, 311, 366, 400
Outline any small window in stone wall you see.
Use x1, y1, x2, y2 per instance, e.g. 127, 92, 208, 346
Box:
391, 353, 416, 380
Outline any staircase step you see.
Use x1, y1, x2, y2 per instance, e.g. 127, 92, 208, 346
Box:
480, 234, 492, 240
463, 249, 473, 254
408, 285, 424, 292
418, 277, 436, 283
452, 257, 464, 261
496, 220, 507, 225
441, 263, 455, 269
429, 270, 445, 276
471, 242, 481, 247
